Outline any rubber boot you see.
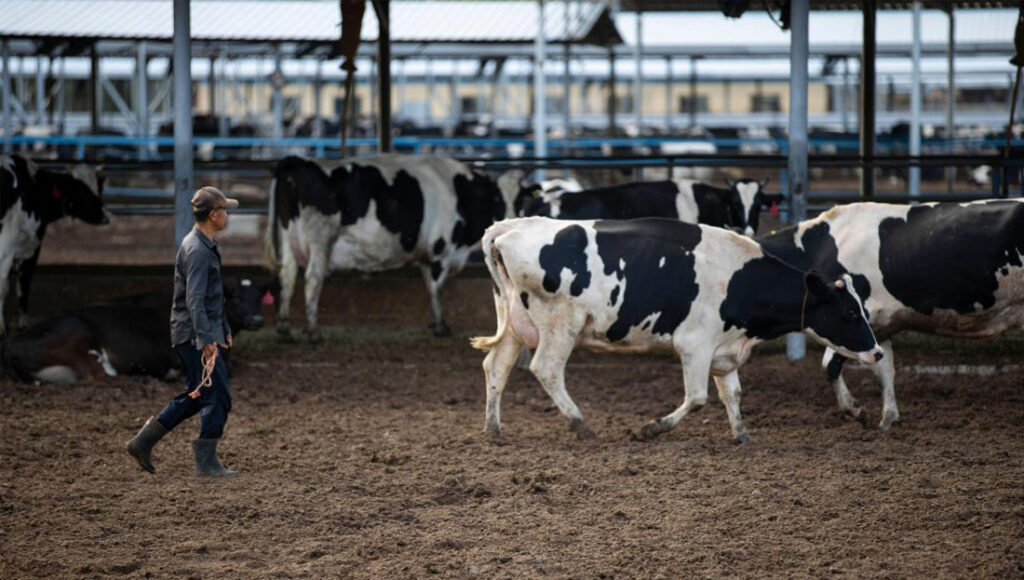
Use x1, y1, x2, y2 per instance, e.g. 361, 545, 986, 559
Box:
126, 416, 168, 474
192, 438, 239, 477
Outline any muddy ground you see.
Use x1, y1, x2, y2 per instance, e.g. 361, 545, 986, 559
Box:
1, 271, 1023, 578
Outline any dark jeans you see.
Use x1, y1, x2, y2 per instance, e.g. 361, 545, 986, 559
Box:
156, 343, 232, 439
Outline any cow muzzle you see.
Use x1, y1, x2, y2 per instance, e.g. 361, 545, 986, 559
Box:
857, 347, 884, 365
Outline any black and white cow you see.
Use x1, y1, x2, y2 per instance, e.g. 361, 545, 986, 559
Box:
471, 217, 883, 442
757, 200, 1024, 429
516, 178, 782, 237
0, 278, 274, 383
1, 154, 108, 335
264, 154, 529, 340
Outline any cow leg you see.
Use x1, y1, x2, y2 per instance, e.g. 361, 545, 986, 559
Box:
874, 340, 899, 430
275, 226, 299, 342
15, 248, 40, 329
529, 319, 593, 440
0, 254, 15, 336
713, 370, 750, 443
481, 333, 522, 438
823, 348, 866, 423
419, 261, 451, 337
302, 243, 329, 343
641, 349, 711, 440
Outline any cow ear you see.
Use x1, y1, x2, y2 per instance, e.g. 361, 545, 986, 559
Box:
724, 177, 736, 188
804, 270, 831, 300
760, 177, 770, 187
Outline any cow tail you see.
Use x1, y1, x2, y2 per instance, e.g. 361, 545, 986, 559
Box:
470, 225, 515, 352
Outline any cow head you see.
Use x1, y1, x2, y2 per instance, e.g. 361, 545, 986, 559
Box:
725, 177, 780, 236
802, 272, 883, 365
223, 278, 278, 333
47, 164, 109, 225
497, 170, 541, 219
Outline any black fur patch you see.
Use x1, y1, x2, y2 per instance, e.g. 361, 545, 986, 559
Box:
593, 219, 701, 342
520, 292, 529, 309
452, 172, 505, 248
432, 237, 446, 256
825, 352, 846, 380
430, 261, 443, 281
877, 202, 1024, 315
539, 224, 592, 296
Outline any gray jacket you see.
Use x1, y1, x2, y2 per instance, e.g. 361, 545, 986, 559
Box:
170, 228, 231, 348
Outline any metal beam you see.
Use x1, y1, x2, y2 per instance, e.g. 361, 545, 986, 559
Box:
135, 41, 149, 159
217, 45, 228, 137
271, 46, 283, 142
909, 0, 922, 198
860, 0, 877, 199
787, 0, 810, 362
946, 5, 956, 193
563, 0, 572, 149
2, 40, 11, 154
35, 55, 45, 124
534, 0, 548, 178
688, 56, 697, 128
90, 45, 100, 132
633, 11, 643, 133
664, 56, 673, 132
173, 0, 194, 248
374, 0, 392, 153
607, 45, 616, 137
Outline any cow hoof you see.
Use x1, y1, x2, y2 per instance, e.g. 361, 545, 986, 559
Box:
639, 420, 664, 441
485, 424, 502, 439
734, 432, 752, 445
569, 419, 595, 440
431, 322, 453, 338
879, 410, 900, 431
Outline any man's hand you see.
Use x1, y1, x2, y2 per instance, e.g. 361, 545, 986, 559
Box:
202, 343, 217, 360
224, 334, 233, 349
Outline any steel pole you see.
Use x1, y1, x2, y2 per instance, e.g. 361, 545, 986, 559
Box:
909, 1, 922, 198
563, 0, 571, 150
665, 56, 673, 132
860, 0, 877, 199
688, 57, 697, 128
173, 0, 194, 248
135, 41, 149, 159
786, 0, 809, 362
35, 55, 45, 124
607, 46, 616, 137
534, 0, 548, 179
90, 45, 100, 132
376, 0, 391, 153
633, 11, 643, 134
2, 40, 11, 154
946, 6, 956, 193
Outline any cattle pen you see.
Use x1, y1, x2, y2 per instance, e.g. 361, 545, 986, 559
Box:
3, 1, 1024, 578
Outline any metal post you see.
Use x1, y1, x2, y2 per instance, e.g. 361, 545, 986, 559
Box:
909, 1, 922, 198
946, 5, 956, 193
688, 56, 697, 128
841, 57, 850, 133
425, 59, 434, 125
534, 0, 548, 177
272, 46, 283, 142
313, 59, 323, 138
208, 53, 216, 117
2, 40, 11, 154
35, 55, 45, 124
375, 0, 391, 153
449, 61, 459, 130
860, 0, 876, 199
397, 58, 406, 120
563, 0, 571, 149
173, 0, 194, 248
608, 45, 616, 137
217, 45, 228, 137
664, 56, 673, 132
135, 41, 149, 159
633, 11, 643, 134
90, 45, 100, 132
786, 0, 809, 362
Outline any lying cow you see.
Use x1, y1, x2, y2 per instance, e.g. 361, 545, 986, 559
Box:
264, 154, 529, 340
517, 178, 782, 237
758, 200, 1024, 429
0, 278, 274, 383
1, 154, 108, 335
471, 217, 882, 442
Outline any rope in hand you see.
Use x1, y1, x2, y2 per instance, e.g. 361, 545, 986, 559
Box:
187, 347, 218, 399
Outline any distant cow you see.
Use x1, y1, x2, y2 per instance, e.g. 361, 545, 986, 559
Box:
757, 200, 1024, 429
264, 154, 530, 340
517, 178, 781, 237
0, 278, 274, 383
1, 154, 108, 335
472, 217, 882, 442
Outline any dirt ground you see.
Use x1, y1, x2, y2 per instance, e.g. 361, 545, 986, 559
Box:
1, 272, 1023, 578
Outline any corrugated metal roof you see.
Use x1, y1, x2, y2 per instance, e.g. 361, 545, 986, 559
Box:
0, 0, 610, 43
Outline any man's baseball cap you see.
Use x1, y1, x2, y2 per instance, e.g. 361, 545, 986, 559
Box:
191, 186, 239, 213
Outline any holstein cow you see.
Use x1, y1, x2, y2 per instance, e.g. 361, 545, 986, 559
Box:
0, 278, 274, 383
517, 177, 782, 237
265, 154, 527, 340
471, 217, 882, 442
758, 200, 1024, 429
1, 154, 108, 335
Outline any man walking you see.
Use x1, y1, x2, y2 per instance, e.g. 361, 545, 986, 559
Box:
126, 186, 240, 477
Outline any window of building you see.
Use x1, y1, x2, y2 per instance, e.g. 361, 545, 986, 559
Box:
678, 95, 709, 113
751, 94, 781, 112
